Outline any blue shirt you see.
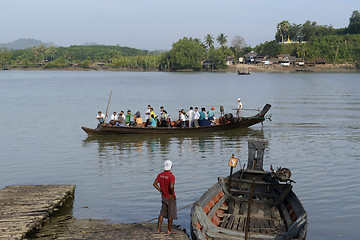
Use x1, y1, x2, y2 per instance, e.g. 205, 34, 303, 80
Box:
208, 109, 215, 118
150, 118, 157, 127
199, 111, 206, 120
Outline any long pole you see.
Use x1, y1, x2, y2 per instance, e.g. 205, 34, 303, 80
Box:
228, 166, 233, 191
104, 91, 112, 123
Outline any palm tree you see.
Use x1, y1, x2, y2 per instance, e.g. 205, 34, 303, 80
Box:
216, 33, 228, 47
37, 44, 46, 63
296, 43, 307, 60
204, 34, 214, 49
49, 46, 56, 61
32, 47, 39, 66
277, 20, 291, 42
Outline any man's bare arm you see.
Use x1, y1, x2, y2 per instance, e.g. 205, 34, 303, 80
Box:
153, 180, 161, 193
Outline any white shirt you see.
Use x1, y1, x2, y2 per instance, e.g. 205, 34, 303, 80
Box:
180, 113, 186, 121
238, 101, 243, 109
145, 109, 151, 120
96, 113, 105, 119
110, 114, 118, 121
194, 111, 200, 119
188, 110, 195, 120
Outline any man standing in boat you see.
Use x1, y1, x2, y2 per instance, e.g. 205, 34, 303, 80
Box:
194, 107, 200, 127
236, 98, 242, 118
188, 107, 195, 127
145, 105, 151, 126
153, 160, 177, 234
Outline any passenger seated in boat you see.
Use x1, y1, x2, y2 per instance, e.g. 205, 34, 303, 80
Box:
116, 112, 126, 126
109, 111, 118, 126
125, 110, 135, 126
199, 107, 210, 126
149, 116, 157, 127
159, 110, 169, 127
135, 111, 143, 127
96, 111, 105, 124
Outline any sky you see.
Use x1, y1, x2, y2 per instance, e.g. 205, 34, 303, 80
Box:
1, 0, 358, 50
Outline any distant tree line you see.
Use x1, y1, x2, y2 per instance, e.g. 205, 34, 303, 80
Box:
1, 10, 359, 70
276, 11, 360, 43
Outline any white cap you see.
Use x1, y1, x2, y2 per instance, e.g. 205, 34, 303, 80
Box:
238, 98, 241, 101
164, 160, 173, 170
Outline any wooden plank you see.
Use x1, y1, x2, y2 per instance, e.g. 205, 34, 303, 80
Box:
278, 202, 292, 230
208, 195, 227, 219
239, 201, 247, 215
230, 189, 279, 198
227, 195, 275, 205
253, 217, 261, 234
220, 214, 230, 228
0, 185, 75, 240
232, 201, 240, 215
228, 200, 235, 214
231, 215, 240, 230
262, 218, 271, 235
264, 203, 272, 219
268, 218, 278, 234
227, 215, 235, 229
286, 191, 306, 217
237, 216, 245, 232
275, 185, 293, 205
227, 178, 285, 188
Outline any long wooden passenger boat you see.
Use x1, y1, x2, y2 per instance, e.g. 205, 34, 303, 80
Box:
191, 139, 308, 240
82, 104, 271, 135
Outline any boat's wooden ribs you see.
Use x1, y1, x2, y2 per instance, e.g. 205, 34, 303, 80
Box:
220, 213, 280, 235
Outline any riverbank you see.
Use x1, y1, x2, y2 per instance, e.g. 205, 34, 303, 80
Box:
30, 218, 190, 240
229, 63, 358, 73
1, 63, 358, 73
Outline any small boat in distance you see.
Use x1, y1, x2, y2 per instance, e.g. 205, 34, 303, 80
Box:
191, 139, 308, 240
295, 68, 313, 72
238, 70, 251, 75
81, 104, 271, 135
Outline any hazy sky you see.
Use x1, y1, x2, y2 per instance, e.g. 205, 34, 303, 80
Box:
1, 0, 358, 50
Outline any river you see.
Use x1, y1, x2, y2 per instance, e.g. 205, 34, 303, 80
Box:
0, 70, 359, 239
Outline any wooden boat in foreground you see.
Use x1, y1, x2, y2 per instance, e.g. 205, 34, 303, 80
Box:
191, 139, 307, 240
82, 104, 271, 135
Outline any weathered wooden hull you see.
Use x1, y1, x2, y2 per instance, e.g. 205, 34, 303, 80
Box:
82, 104, 271, 135
191, 170, 307, 240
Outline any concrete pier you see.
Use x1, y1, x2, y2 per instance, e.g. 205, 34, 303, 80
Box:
0, 185, 75, 240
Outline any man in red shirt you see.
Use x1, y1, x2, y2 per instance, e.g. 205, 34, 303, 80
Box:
153, 160, 177, 234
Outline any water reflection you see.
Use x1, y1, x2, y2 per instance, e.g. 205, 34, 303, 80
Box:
82, 128, 265, 169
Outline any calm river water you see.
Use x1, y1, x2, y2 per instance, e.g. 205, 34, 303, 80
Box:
0, 70, 359, 239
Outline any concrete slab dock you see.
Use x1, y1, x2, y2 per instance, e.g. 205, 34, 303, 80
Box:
0, 185, 75, 240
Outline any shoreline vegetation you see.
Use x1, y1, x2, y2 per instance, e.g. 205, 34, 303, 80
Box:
1, 62, 357, 73
1, 11, 360, 73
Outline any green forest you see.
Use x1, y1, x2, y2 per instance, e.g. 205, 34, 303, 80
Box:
1, 10, 360, 71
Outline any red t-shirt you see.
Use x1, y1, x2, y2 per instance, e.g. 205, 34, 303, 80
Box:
156, 171, 176, 199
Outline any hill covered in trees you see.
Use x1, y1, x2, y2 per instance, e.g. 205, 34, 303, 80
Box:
0, 38, 56, 50
1, 10, 359, 71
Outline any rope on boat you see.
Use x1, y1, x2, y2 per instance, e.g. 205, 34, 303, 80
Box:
65, 202, 195, 234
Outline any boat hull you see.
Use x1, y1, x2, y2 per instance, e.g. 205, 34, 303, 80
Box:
190, 170, 307, 240
82, 104, 271, 135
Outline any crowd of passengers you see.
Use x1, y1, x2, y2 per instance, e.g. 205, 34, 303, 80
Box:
96, 105, 218, 128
